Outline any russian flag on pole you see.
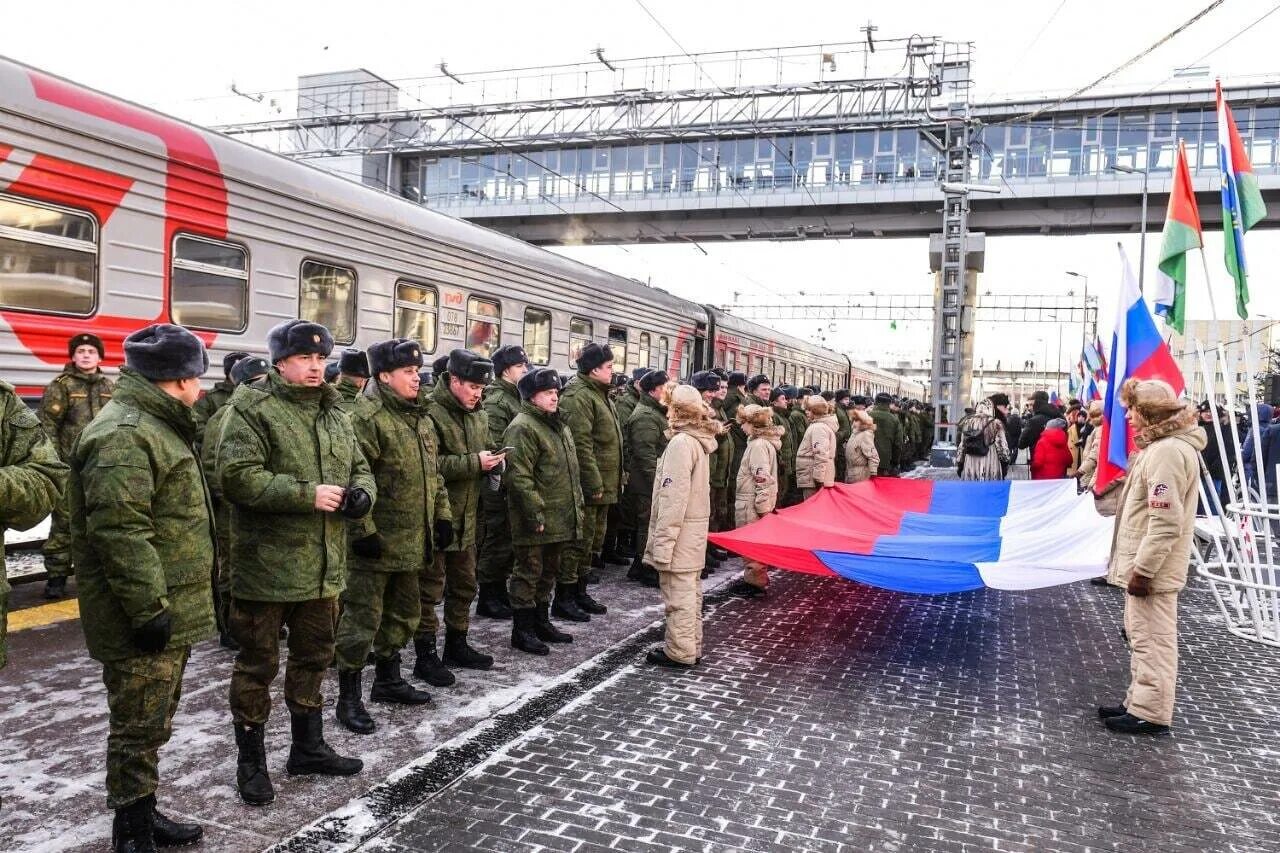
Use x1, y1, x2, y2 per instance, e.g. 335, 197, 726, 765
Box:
708, 479, 1113, 594
1095, 246, 1185, 494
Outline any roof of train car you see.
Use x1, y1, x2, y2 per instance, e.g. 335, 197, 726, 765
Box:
0, 56, 705, 323
709, 307, 849, 367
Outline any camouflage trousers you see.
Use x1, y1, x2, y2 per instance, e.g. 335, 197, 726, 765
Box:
417, 546, 477, 636
212, 505, 232, 636
835, 443, 848, 483
709, 485, 730, 533
631, 495, 654, 559
0, 586, 8, 670
335, 570, 420, 671
102, 646, 189, 809
228, 597, 338, 725
42, 493, 72, 578
560, 503, 609, 583
476, 488, 514, 586
509, 542, 566, 609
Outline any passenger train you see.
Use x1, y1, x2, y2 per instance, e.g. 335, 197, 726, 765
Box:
0, 57, 925, 402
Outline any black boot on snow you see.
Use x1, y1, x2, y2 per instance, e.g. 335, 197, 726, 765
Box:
511, 608, 549, 655
150, 794, 203, 847
336, 670, 376, 734
575, 578, 607, 615
370, 654, 432, 705
534, 603, 573, 643
218, 631, 240, 651
442, 628, 494, 670
551, 583, 590, 623
233, 723, 275, 806
112, 795, 157, 853
476, 581, 514, 619
616, 530, 637, 560
286, 710, 364, 776
44, 576, 68, 600
412, 635, 455, 687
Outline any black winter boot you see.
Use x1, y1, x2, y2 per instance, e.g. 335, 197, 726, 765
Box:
601, 530, 628, 565
709, 545, 731, 561
286, 709, 363, 776
336, 670, 376, 734
590, 554, 606, 570
552, 583, 590, 622
575, 578, 607, 615
534, 603, 573, 643
112, 795, 157, 853
616, 529, 636, 560
442, 628, 493, 670
44, 575, 67, 600
412, 635, 455, 687
476, 581, 514, 619
233, 723, 275, 806
511, 608, 549, 655
370, 654, 432, 705
705, 552, 721, 571
218, 631, 239, 651
150, 795, 203, 847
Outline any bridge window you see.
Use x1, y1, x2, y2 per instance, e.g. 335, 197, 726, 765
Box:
171, 235, 248, 331
608, 325, 628, 374
394, 280, 438, 353
522, 307, 551, 365
0, 194, 97, 315
300, 259, 356, 344
638, 332, 651, 369
465, 296, 500, 358
569, 317, 593, 366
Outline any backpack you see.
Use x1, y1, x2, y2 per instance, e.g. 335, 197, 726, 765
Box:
961, 416, 991, 457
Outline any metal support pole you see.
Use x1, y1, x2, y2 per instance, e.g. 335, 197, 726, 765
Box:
1138, 168, 1149, 292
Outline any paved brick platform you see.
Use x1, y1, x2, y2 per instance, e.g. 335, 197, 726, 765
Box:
358, 571, 1280, 853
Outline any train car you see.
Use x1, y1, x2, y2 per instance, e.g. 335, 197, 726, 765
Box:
0, 56, 888, 402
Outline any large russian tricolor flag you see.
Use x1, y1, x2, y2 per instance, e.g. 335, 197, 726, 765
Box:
1095, 246, 1184, 494
708, 479, 1113, 594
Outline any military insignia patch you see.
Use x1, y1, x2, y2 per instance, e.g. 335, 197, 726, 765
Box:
312, 334, 321, 343
661, 477, 672, 488
1152, 483, 1169, 496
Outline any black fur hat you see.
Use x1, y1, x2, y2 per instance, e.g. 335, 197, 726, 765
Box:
369, 339, 424, 375
324, 363, 341, 383
518, 366, 561, 400
338, 348, 370, 378
852, 394, 870, 407
123, 323, 208, 381
745, 374, 770, 392
68, 332, 105, 359
638, 369, 669, 392
230, 356, 269, 385
769, 387, 789, 403
267, 319, 334, 363
728, 371, 747, 387
988, 392, 1011, 407
447, 348, 494, 384
576, 342, 614, 374
834, 389, 851, 402
710, 367, 729, 382
691, 370, 721, 393
222, 351, 250, 378
491, 345, 529, 375
631, 367, 649, 382
874, 392, 893, 405
431, 355, 449, 379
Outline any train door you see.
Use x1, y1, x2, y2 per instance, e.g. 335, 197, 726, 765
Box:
608, 325, 628, 374
691, 321, 707, 375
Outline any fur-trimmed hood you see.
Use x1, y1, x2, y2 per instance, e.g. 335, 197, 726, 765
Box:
668, 384, 723, 451
1135, 404, 1203, 449
850, 408, 875, 431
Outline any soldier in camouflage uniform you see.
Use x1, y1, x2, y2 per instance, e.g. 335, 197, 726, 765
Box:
475, 345, 529, 620
693, 371, 732, 572
334, 339, 449, 734
870, 393, 903, 476
417, 349, 502, 676
557, 342, 620, 621
722, 372, 748, 529
70, 324, 214, 852
0, 379, 66, 673
333, 348, 371, 403
217, 320, 374, 806
192, 350, 249, 446
771, 387, 798, 506
610, 368, 647, 561
833, 390, 853, 483
39, 332, 113, 598
504, 367, 585, 655
200, 356, 269, 651
621, 370, 669, 587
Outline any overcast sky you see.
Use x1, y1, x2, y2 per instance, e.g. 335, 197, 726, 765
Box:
4, 0, 1278, 372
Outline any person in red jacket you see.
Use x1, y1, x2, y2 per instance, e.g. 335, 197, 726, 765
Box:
1030, 418, 1074, 480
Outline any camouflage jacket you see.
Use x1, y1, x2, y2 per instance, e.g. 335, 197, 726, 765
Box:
834, 405, 852, 449
192, 380, 235, 444
71, 369, 216, 662
723, 387, 748, 452
622, 392, 669, 503
559, 373, 623, 505
335, 377, 363, 404
38, 365, 113, 460
613, 385, 640, 430
216, 370, 375, 601
199, 401, 236, 555
482, 378, 522, 494
503, 402, 585, 546
424, 379, 493, 551
772, 407, 794, 478
348, 384, 452, 572
708, 399, 733, 489
870, 404, 903, 472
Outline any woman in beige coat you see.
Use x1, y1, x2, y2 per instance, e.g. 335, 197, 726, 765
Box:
844, 409, 878, 483
731, 404, 782, 596
795, 396, 839, 499
643, 384, 720, 668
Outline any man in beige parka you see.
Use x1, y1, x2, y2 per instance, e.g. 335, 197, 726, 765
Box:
1099, 378, 1205, 736
643, 384, 719, 667
729, 404, 781, 597
795, 395, 839, 499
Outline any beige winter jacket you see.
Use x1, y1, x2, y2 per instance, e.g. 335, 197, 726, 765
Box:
644, 417, 718, 573
796, 413, 839, 489
735, 434, 781, 527
1107, 413, 1207, 592
844, 427, 878, 483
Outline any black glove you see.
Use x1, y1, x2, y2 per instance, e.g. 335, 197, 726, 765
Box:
132, 610, 172, 654
434, 519, 454, 551
352, 532, 384, 559
338, 487, 372, 520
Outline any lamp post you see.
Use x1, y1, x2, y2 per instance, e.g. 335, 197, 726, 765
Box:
1111, 163, 1149, 291
1066, 270, 1090, 356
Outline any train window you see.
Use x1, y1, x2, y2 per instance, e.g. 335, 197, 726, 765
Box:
0, 195, 97, 315
300, 260, 357, 344
569, 317, 593, 366
657, 336, 670, 371
523, 307, 551, 364
715, 344, 727, 368
394, 280, 438, 353
170, 235, 247, 331
638, 332, 651, 369
727, 350, 737, 371
608, 326, 628, 373
680, 339, 692, 376
466, 296, 501, 357
768, 358, 776, 380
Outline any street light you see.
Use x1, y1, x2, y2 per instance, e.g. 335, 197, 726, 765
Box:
1066, 270, 1090, 356
1111, 163, 1149, 292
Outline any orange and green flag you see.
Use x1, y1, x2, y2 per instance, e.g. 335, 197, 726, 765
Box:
1153, 141, 1201, 335
1218, 80, 1268, 320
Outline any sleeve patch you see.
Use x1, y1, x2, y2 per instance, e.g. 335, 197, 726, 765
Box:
661, 477, 672, 488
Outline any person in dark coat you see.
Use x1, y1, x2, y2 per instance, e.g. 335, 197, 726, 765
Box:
1018, 390, 1059, 465
989, 393, 1017, 474
1198, 401, 1240, 506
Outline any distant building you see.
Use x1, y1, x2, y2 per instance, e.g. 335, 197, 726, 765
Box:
1168, 319, 1279, 404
